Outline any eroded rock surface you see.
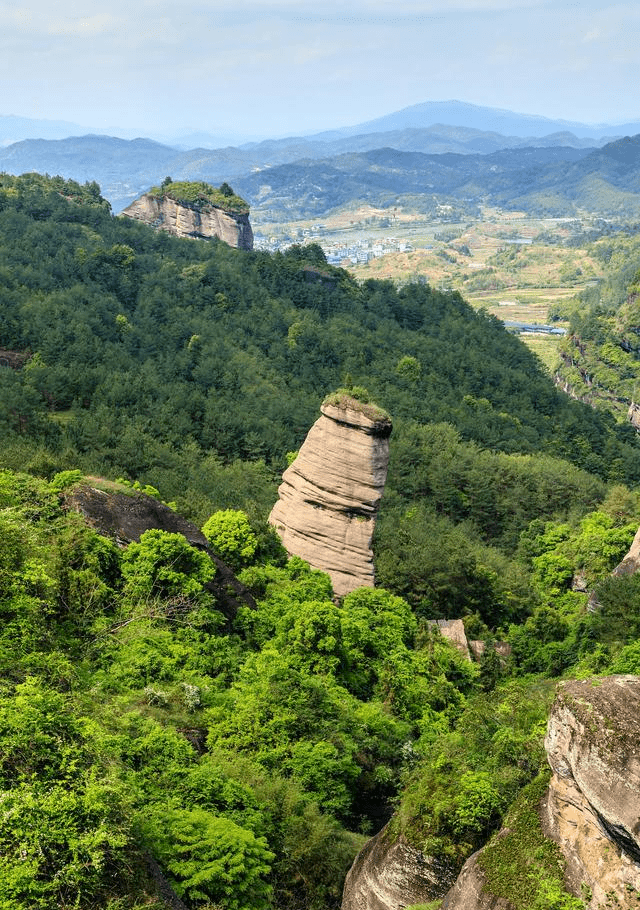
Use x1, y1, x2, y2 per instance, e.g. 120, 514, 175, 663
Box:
269, 400, 391, 597
64, 483, 256, 618
440, 675, 640, 910
121, 193, 253, 249
440, 849, 513, 910
543, 675, 640, 908
342, 823, 455, 910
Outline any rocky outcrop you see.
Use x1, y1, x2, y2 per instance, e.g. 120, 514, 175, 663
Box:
64, 482, 256, 618
269, 397, 392, 597
611, 525, 640, 578
588, 524, 640, 611
440, 849, 512, 910
628, 401, 640, 430
342, 823, 455, 910
0, 349, 30, 370
428, 619, 472, 660
121, 193, 253, 249
543, 675, 640, 909
438, 676, 640, 910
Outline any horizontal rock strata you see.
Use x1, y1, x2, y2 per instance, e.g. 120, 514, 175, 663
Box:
121, 193, 253, 249
269, 400, 391, 597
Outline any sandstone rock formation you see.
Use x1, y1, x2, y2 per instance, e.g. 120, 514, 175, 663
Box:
64, 482, 256, 618
588, 524, 640, 611
441, 675, 640, 910
121, 193, 253, 249
341, 823, 455, 910
628, 401, 640, 431
428, 619, 472, 660
269, 397, 392, 597
440, 849, 512, 910
543, 675, 640, 909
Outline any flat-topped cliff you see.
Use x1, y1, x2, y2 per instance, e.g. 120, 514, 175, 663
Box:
269, 394, 392, 597
121, 180, 253, 249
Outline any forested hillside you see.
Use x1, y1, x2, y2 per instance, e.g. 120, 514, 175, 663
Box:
553, 229, 640, 418
3, 174, 640, 909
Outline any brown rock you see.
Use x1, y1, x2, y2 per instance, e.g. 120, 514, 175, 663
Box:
543, 675, 640, 908
341, 823, 455, 910
628, 401, 640, 431
269, 399, 392, 597
121, 193, 253, 249
64, 483, 256, 618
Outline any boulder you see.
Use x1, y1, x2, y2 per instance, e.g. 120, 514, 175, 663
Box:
440, 849, 512, 910
428, 619, 471, 660
269, 398, 392, 597
441, 675, 640, 910
341, 823, 455, 910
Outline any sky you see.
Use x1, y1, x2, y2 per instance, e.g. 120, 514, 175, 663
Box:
2, 0, 640, 142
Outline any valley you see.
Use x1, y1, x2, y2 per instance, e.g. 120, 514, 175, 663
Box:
3, 99, 640, 910
253, 204, 609, 368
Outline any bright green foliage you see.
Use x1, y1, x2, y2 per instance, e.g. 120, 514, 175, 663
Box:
50, 468, 83, 490
141, 807, 274, 909
121, 529, 215, 601
450, 771, 506, 840
202, 509, 258, 570
398, 678, 553, 863
0, 679, 137, 909
148, 179, 249, 213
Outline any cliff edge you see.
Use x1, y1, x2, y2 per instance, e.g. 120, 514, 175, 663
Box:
269, 394, 392, 597
121, 180, 253, 249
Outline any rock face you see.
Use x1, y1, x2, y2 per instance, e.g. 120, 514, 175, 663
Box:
342, 823, 455, 910
64, 483, 256, 618
428, 619, 472, 660
588, 524, 640, 611
269, 399, 392, 597
440, 675, 640, 910
440, 849, 512, 910
121, 193, 253, 249
543, 675, 640, 909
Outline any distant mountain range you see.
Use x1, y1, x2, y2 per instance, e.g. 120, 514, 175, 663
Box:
1, 101, 640, 217
315, 100, 639, 141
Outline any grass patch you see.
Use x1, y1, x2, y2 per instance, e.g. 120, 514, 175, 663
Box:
323, 388, 391, 424
478, 772, 584, 910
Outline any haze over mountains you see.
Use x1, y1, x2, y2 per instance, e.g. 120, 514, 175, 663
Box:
1, 100, 640, 215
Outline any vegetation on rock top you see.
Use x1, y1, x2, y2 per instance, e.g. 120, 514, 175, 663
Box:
148, 177, 249, 213
322, 387, 392, 425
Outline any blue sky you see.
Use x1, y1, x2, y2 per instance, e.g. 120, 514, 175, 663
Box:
2, 0, 639, 141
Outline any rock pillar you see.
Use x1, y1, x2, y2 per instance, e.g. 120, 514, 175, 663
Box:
269, 398, 392, 596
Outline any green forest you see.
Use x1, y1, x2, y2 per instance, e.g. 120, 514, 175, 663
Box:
2, 173, 640, 910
